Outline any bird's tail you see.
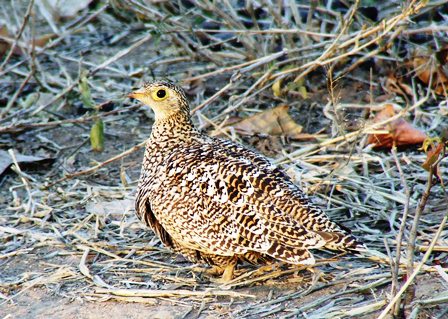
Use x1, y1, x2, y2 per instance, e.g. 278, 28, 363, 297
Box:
315, 230, 363, 251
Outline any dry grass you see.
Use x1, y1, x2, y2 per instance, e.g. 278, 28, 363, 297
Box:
1, 1, 448, 318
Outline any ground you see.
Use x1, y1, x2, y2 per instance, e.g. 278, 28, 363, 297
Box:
1, 1, 448, 319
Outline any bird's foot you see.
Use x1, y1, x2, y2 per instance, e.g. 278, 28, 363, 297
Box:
207, 263, 236, 284
204, 265, 224, 276
306, 267, 332, 284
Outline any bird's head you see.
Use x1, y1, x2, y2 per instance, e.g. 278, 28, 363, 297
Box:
128, 80, 190, 121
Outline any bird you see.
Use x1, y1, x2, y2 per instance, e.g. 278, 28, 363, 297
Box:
129, 80, 360, 282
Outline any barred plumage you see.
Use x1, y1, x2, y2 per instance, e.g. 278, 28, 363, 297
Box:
129, 80, 360, 282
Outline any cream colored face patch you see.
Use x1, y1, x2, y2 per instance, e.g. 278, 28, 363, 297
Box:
129, 84, 180, 120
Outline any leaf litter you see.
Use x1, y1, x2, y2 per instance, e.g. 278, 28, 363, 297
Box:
0, 1, 448, 318
216, 104, 304, 138
366, 104, 427, 149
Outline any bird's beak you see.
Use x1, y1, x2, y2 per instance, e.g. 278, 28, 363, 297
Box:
128, 87, 146, 99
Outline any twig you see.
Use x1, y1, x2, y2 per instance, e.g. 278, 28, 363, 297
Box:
390, 146, 411, 316
191, 80, 236, 113
284, 277, 391, 318
190, 28, 337, 37
45, 140, 147, 188
275, 96, 428, 164
0, 0, 34, 71
271, 0, 425, 81
0, 2, 109, 78
377, 213, 448, 319
378, 146, 447, 318
0, 68, 35, 118
222, 68, 272, 114
404, 147, 445, 308
383, 237, 399, 314
8, 149, 35, 215
184, 49, 287, 82
31, 34, 153, 116
94, 287, 255, 299
0, 103, 141, 134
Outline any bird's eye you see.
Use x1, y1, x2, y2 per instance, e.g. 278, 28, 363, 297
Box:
157, 89, 166, 98
152, 88, 169, 101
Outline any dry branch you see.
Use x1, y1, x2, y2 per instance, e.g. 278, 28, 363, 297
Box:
94, 288, 255, 299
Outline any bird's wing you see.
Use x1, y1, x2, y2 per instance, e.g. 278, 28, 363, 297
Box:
135, 189, 174, 249
211, 138, 359, 250
147, 142, 331, 264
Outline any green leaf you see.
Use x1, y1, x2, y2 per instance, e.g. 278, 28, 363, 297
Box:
79, 72, 94, 108
21, 93, 40, 108
272, 79, 282, 97
90, 119, 104, 152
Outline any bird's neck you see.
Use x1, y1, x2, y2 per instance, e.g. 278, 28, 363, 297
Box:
150, 111, 198, 142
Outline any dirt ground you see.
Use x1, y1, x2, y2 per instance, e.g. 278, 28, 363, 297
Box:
1, 1, 448, 318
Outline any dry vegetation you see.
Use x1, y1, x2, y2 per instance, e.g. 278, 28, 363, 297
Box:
1, 0, 448, 318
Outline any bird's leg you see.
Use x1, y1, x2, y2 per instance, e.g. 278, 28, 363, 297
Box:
306, 266, 331, 284
217, 256, 239, 283
219, 262, 235, 283
204, 265, 224, 276
208, 257, 237, 284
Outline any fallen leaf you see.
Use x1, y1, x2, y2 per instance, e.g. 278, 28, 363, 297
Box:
228, 104, 303, 138
90, 119, 105, 152
409, 47, 448, 96
245, 135, 283, 157
421, 137, 446, 183
33, 33, 58, 47
79, 71, 94, 108
384, 73, 413, 97
272, 79, 282, 97
0, 150, 53, 176
0, 24, 57, 58
367, 104, 427, 149
422, 141, 444, 171
290, 77, 308, 99
0, 25, 26, 57
0, 25, 12, 57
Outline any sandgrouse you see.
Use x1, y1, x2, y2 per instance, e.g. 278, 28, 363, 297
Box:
129, 80, 360, 282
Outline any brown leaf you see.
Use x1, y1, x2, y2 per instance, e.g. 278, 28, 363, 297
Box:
367, 104, 427, 149
0, 25, 9, 57
229, 104, 303, 138
33, 33, 58, 48
0, 24, 56, 58
410, 48, 448, 96
421, 138, 446, 184
384, 73, 413, 97
0, 25, 23, 57
422, 142, 444, 172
